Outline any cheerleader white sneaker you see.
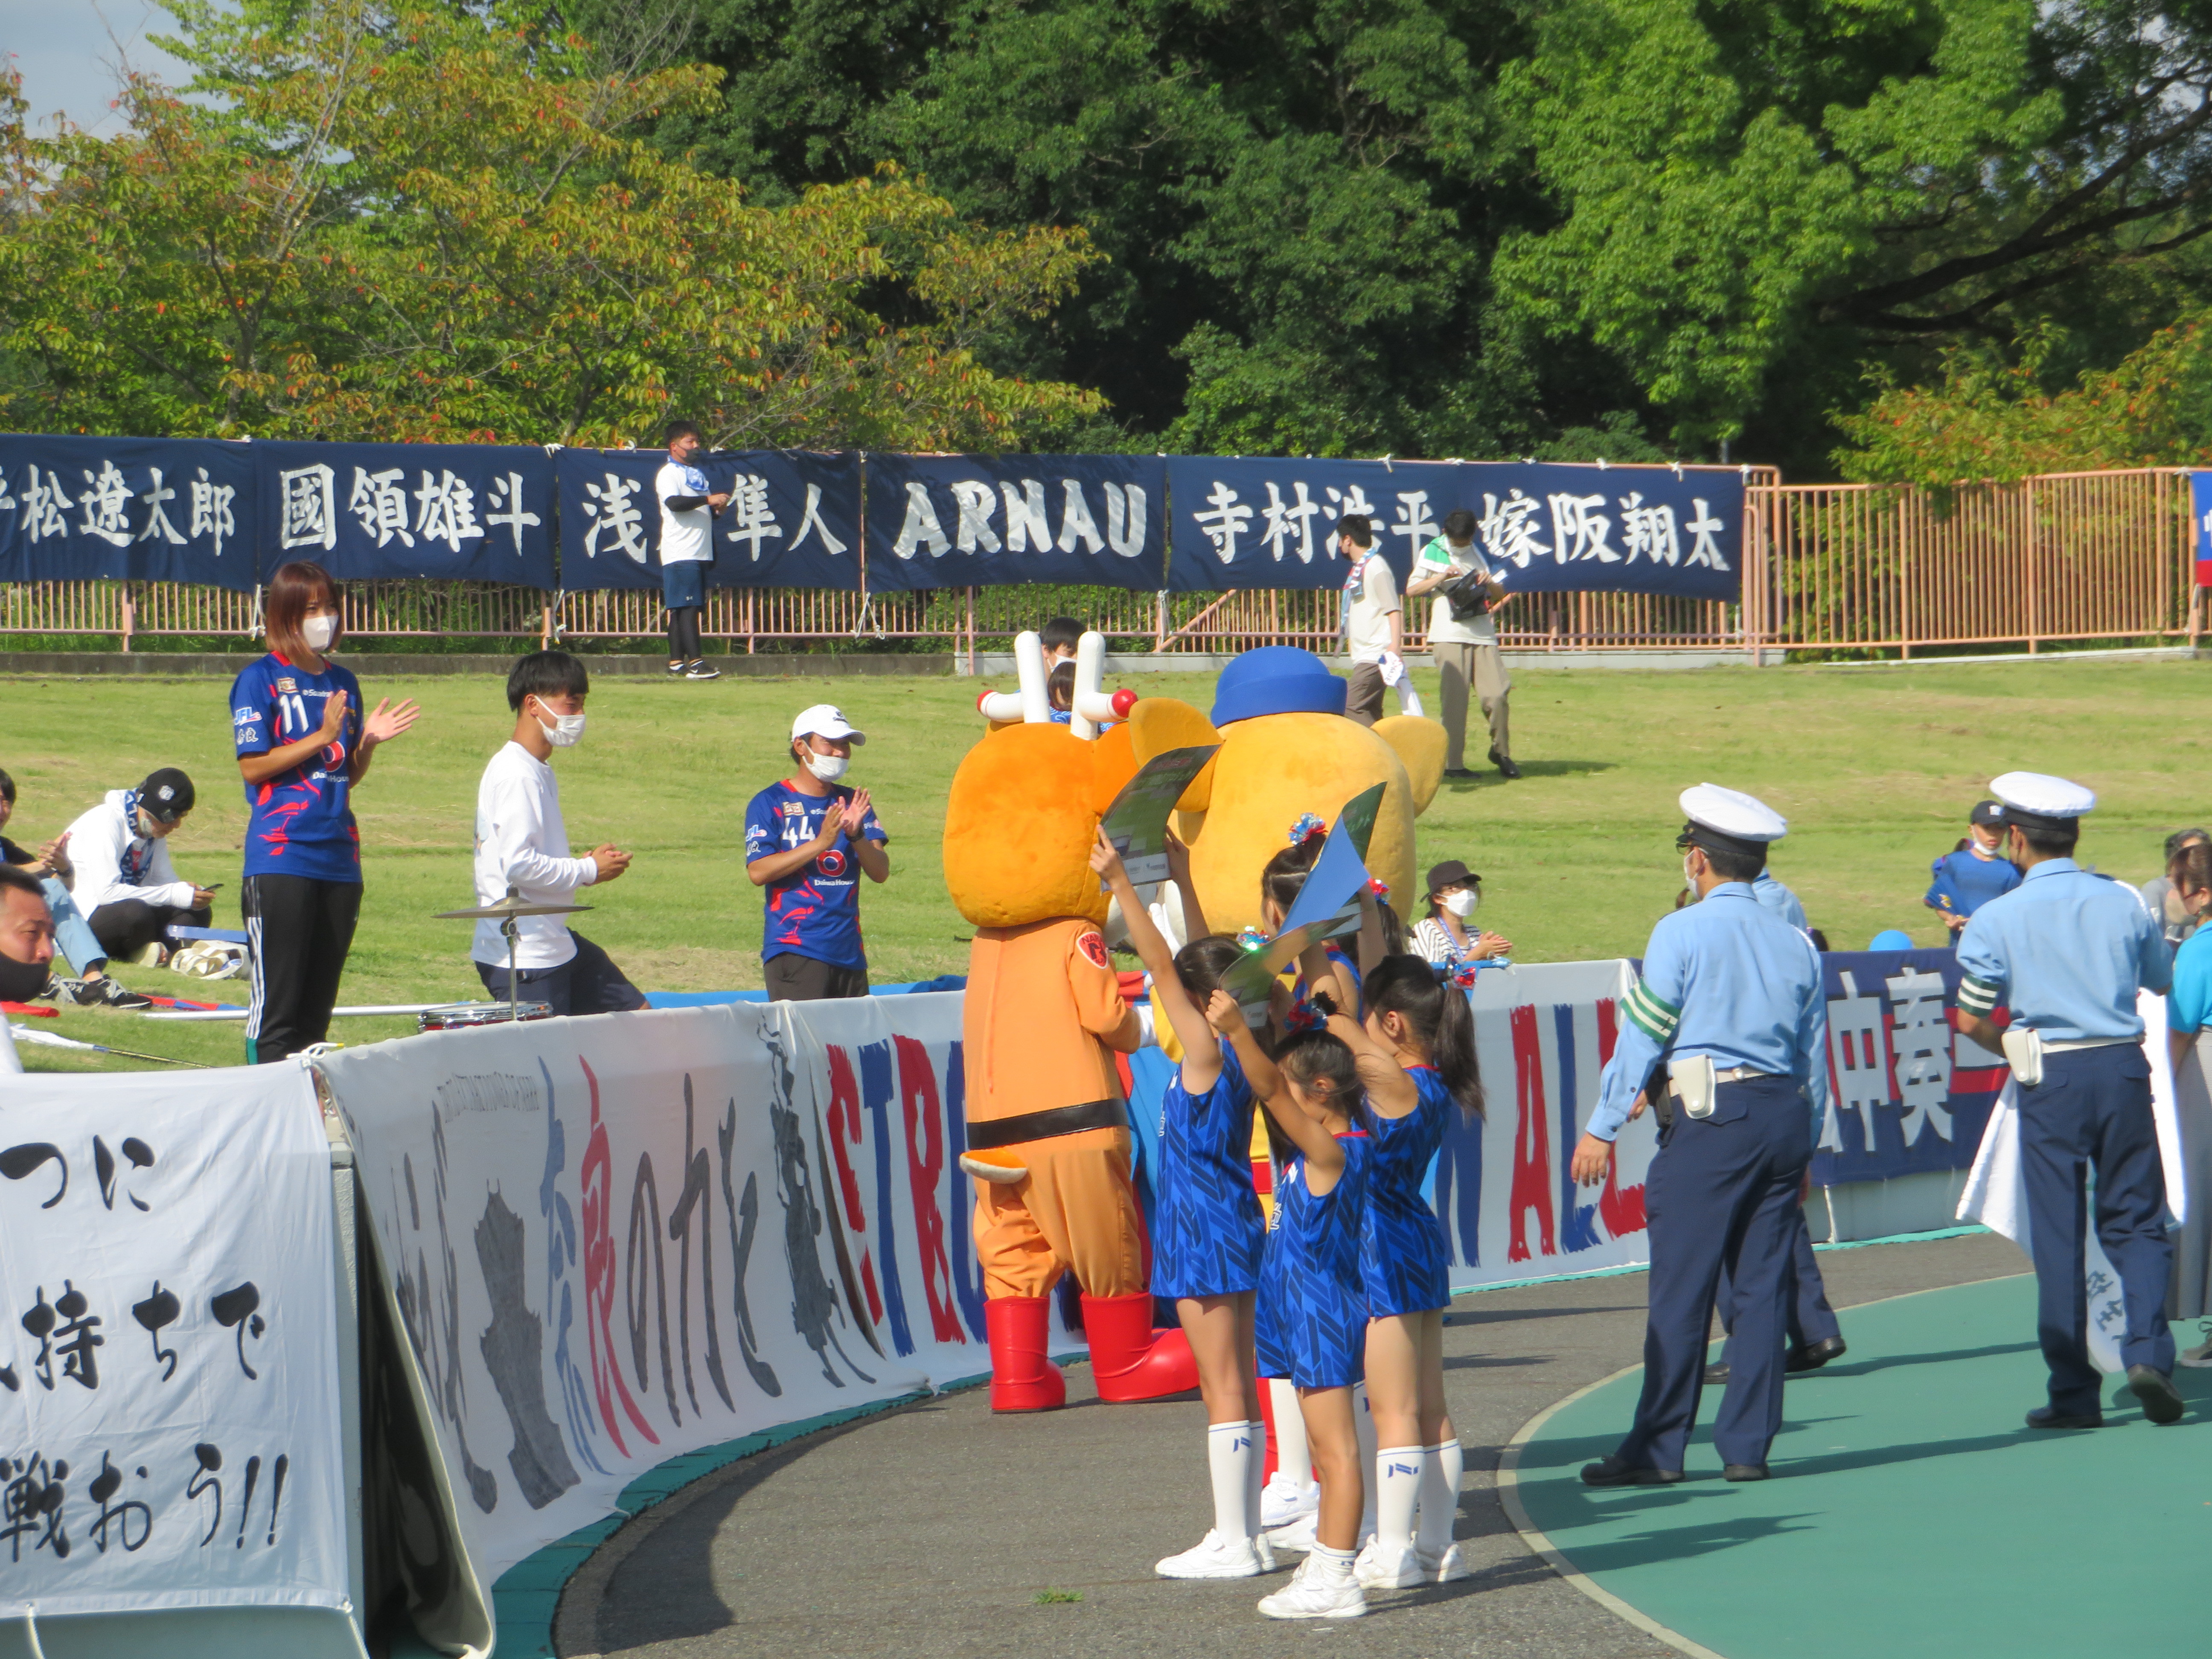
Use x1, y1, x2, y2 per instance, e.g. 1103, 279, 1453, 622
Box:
1155, 1529, 1268, 1579
1354, 1540, 1426, 1590
1420, 1542, 1471, 1583
1260, 1473, 1320, 1529
1257, 1557, 1367, 1620
1266, 1511, 1317, 1554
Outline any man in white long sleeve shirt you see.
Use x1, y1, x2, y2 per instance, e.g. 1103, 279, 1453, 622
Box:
471, 651, 646, 1017
63, 768, 215, 966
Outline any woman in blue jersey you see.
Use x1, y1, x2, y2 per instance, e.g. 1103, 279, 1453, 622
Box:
231, 561, 420, 1063
1091, 833, 1271, 1580
1324, 955, 1483, 1589
1219, 1013, 1373, 1621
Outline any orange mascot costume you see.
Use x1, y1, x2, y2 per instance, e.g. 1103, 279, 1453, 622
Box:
945, 641, 1199, 1412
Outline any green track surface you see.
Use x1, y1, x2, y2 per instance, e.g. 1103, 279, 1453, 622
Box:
1512, 1275, 2212, 1659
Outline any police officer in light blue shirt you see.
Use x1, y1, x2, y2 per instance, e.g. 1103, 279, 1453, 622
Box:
1572, 784, 1830, 1485
1953, 771, 2182, 1429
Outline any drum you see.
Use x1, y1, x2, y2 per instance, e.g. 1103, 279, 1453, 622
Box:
416, 1001, 555, 1033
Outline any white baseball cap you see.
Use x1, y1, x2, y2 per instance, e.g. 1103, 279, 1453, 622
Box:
792, 703, 866, 745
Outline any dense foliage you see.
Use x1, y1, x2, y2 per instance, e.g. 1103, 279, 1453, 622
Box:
0, 2, 1100, 448
8, 0, 2212, 476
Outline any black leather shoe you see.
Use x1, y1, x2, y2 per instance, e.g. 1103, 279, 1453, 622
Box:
1703, 1361, 1731, 1385
1721, 1463, 1770, 1482
1442, 767, 1479, 780
2026, 1405, 2104, 1429
1785, 1335, 1847, 1374
1496, 757, 1523, 779
1580, 1456, 1685, 1488
2128, 1364, 2186, 1424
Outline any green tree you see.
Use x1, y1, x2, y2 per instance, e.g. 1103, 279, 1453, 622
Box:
0, 1, 1101, 448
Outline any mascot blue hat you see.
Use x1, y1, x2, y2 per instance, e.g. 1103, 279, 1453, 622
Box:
1211, 646, 1348, 726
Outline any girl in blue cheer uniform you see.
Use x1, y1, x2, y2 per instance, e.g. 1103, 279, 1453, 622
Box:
1089, 832, 1272, 1581
1220, 1009, 1373, 1620
1325, 954, 1484, 1589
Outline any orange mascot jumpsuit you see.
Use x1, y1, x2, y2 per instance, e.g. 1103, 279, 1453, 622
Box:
946, 720, 1199, 1412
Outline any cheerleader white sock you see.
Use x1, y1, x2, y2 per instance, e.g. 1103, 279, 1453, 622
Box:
1209, 1421, 1256, 1542
1353, 1382, 1379, 1539
1417, 1439, 1464, 1556
1270, 1378, 1312, 1486
1244, 1421, 1267, 1537
1309, 1541, 1357, 1585
1375, 1445, 1426, 1553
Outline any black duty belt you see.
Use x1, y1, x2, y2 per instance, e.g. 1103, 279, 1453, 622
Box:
965, 1097, 1126, 1151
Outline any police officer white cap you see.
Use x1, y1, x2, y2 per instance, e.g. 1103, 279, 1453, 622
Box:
1676, 783, 1787, 861
1988, 771, 2095, 829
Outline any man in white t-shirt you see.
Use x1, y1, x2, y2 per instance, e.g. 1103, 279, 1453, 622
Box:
1339, 514, 1401, 728
471, 650, 646, 1017
1406, 507, 1518, 778
656, 419, 729, 682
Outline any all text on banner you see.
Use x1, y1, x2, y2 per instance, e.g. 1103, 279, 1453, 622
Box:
0, 433, 258, 591
319, 994, 1060, 1629
0, 1063, 349, 1621
553, 449, 860, 591
255, 440, 558, 587
863, 453, 1166, 591
1166, 457, 1743, 600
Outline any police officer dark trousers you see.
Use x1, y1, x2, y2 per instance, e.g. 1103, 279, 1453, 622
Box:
1572, 785, 1831, 1484
1956, 772, 2181, 1429
1711, 1204, 1845, 1382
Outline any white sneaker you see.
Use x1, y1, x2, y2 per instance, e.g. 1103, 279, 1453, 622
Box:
1257, 1558, 1366, 1620
1260, 1473, 1320, 1529
1420, 1542, 1471, 1583
1354, 1540, 1426, 1590
1155, 1529, 1267, 1580
1266, 1511, 1317, 1555
2180, 1324, 2212, 1368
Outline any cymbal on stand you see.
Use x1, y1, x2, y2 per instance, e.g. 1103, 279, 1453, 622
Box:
434, 896, 595, 920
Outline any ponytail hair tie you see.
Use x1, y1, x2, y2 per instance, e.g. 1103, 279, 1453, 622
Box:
1287, 812, 1327, 848
1448, 959, 1481, 989
1365, 876, 1390, 900
1235, 924, 1270, 955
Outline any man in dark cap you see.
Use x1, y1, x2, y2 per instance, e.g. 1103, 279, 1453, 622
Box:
60, 768, 215, 968
1925, 798, 2022, 940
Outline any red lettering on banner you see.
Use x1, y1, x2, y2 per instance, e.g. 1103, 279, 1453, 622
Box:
1592, 999, 1647, 1237
1507, 1004, 1555, 1262
824, 1045, 884, 1322
895, 1036, 965, 1344
578, 1057, 658, 1455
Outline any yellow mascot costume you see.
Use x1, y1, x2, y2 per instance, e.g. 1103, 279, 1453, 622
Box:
946, 643, 1200, 1412
1123, 646, 1444, 933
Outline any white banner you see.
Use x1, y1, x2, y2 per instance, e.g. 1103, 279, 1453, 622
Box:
318, 993, 1046, 1638
1447, 961, 1658, 1289
0, 1062, 348, 1618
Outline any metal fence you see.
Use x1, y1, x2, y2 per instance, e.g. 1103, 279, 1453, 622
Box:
3, 466, 2200, 660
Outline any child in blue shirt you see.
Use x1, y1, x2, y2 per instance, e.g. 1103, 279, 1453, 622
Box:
744, 704, 889, 999
1926, 799, 2022, 942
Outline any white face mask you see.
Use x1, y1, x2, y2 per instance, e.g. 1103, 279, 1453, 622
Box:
1441, 888, 1478, 918
1682, 854, 1700, 891
303, 614, 338, 651
803, 751, 850, 783
534, 702, 586, 748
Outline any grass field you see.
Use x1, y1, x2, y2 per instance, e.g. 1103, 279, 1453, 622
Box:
4, 655, 2205, 1073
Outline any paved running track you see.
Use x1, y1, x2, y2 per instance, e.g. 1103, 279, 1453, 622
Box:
552, 1231, 2034, 1658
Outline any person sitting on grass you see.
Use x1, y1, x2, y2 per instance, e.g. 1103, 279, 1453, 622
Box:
60, 768, 214, 971
0, 767, 150, 1008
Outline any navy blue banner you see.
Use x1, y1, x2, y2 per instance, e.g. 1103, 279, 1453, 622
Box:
555, 449, 859, 591
1808, 949, 2007, 1187
1166, 457, 1743, 600
863, 453, 1166, 591
254, 440, 557, 586
0, 433, 258, 591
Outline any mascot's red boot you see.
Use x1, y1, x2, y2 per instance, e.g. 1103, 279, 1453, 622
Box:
1081, 1291, 1199, 1403
984, 1295, 1066, 1412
